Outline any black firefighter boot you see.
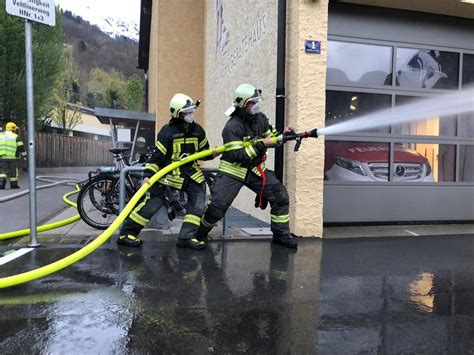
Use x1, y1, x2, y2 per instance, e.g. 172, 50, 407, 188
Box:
0, 179, 6, 190
176, 238, 205, 250
10, 181, 20, 189
272, 233, 298, 249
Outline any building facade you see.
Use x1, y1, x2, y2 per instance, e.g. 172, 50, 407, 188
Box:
138, 0, 474, 237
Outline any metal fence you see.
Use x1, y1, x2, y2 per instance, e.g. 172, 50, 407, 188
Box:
32, 132, 112, 167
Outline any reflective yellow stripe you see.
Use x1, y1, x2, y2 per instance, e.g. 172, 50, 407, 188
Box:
190, 170, 205, 184
183, 214, 201, 226
219, 160, 247, 180
156, 141, 167, 155
159, 179, 182, 189
271, 214, 290, 223
251, 162, 267, 176
10, 174, 18, 182
165, 175, 184, 184
133, 194, 150, 215
0, 147, 16, 152
201, 217, 214, 228
145, 163, 159, 173
159, 174, 184, 189
130, 212, 150, 226
199, 137, 208, 150
0, 174, 7, 178
132, 211, 150, 224
130, 214, 146, 226
224, 141, 245, 151
120, 234, 138, 241
245, 145, 257, 159
16, 142, 23, 146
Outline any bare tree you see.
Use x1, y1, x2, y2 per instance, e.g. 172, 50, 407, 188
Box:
50, 47, 83, 135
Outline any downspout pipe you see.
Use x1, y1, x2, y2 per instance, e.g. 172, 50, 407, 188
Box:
275, 0, 286, 182
144, 71, 149, 111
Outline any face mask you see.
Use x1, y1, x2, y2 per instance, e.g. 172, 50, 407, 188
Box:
183, 113, 195, 123
249, 102, 260, 115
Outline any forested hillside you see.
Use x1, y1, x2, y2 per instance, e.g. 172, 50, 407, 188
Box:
62, 11, 141, 82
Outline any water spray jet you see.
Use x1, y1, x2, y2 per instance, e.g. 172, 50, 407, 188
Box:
319, 87, 474, 136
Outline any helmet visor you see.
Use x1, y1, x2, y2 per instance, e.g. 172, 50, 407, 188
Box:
243, 89, 262, 106
179, 106, 196, 115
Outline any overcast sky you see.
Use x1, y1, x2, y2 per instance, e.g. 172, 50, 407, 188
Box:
56, 0, 141, 23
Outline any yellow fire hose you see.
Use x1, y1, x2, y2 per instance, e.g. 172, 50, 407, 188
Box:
0, 145, 228, 289
0, 184, 81, 241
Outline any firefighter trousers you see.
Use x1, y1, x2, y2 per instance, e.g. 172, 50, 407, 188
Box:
120, 179, 207, 240
0, 159, 19, 187
197, 170, 290, 238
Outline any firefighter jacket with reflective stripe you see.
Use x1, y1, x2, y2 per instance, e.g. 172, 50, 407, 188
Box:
218, 109, 278, 181
0, 131, 26, 159
144, 118, 211, 190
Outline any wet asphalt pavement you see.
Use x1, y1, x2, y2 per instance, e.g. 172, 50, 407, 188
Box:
1, 235, 474, 353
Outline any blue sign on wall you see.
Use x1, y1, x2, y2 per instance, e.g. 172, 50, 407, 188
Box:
305, 40, 321, 54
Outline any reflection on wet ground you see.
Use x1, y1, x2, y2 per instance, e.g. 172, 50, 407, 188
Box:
1, 235, 474, 353
318, 236, 474, 354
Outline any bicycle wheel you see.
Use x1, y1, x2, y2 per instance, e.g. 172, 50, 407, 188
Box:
77, 175, 129, 230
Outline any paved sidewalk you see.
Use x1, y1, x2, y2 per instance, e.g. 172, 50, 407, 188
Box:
0, 172, 88, 235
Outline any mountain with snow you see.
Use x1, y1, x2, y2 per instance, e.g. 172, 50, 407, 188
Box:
57, 0, 140, 42
93, 16, 139, 42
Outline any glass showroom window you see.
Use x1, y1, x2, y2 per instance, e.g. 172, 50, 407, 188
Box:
459, 112, 474, 137
326, 91, 392, 134
392, 96, 457, 137
394, 143, 455, 182
396, 48, 459, 90
462, 53, 474, 88
460, 146, 474, 182
327, 41, 393, 87
459, 54, 474, 137
324, 141, 389, 182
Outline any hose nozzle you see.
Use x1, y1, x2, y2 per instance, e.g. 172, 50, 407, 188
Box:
309, 128, 318, 138
276, 128, 319, 151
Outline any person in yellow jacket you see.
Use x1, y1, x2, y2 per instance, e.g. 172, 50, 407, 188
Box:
0, 122, 27, 189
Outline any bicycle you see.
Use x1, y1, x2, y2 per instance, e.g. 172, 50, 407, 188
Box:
77, 147, 215, 230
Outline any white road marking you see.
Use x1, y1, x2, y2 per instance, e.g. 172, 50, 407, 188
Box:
0, 248, 34, 266
404, 229, 419, 237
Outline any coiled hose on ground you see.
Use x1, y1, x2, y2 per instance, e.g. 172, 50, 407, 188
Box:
0, 176, 84, 241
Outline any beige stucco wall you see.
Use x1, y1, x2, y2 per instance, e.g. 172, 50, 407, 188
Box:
285, 1, 328, 237
203, 0, 278, 222
148, 0, 205, 128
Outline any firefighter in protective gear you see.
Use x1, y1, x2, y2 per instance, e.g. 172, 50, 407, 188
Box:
0, 122, 27, 189
118, 94, 219, 249
195, 84, 297, 248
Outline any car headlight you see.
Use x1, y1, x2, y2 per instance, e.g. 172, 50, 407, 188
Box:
423, 162, 432, 176
334, 156, 367, 176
